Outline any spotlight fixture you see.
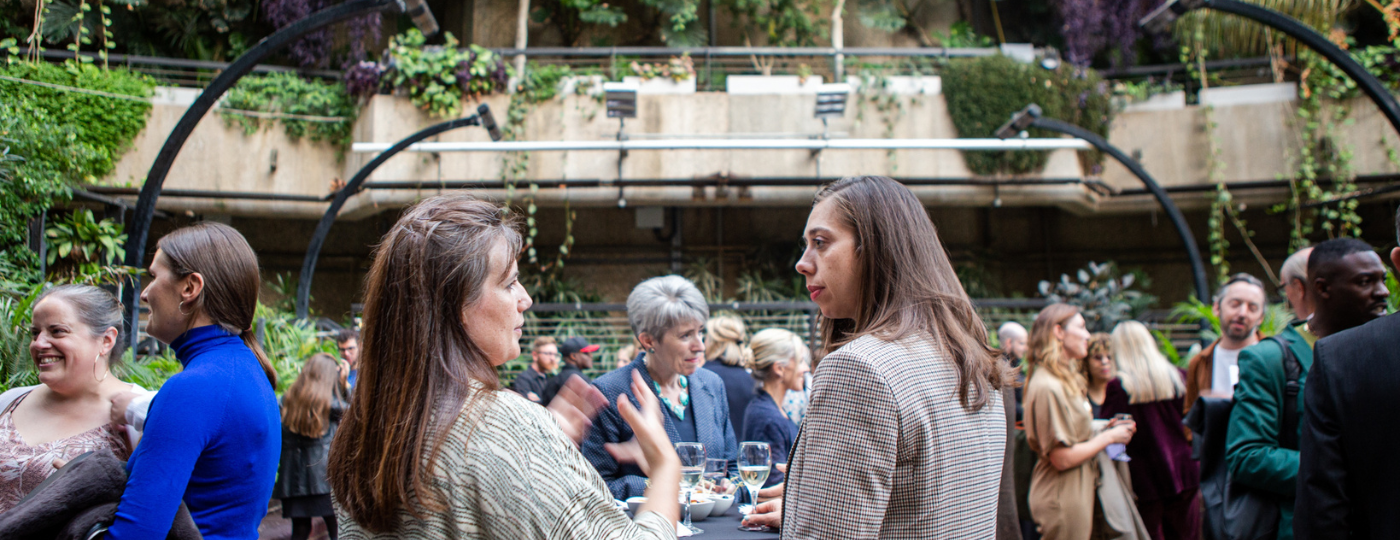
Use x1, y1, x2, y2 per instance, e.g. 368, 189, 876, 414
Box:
402, 0, 440, 39
603, 81, 638, 119
993, 104, 1042, 140
814, 83, 851, 119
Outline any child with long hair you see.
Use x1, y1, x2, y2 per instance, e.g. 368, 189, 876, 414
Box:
272, 353, 348, 540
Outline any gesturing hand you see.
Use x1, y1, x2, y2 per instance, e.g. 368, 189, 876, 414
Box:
547, 375, 608, 446
109, 391, 141, 426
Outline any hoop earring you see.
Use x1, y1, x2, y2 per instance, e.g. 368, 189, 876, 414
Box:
93, 353, 108, 383
178, 300, 193, 316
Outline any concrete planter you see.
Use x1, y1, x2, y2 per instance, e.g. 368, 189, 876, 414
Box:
560, 76, 607, 97
847, 75, 941, 95
1199, 83, 1297, 107
1119, 91, 1187, 113
622, 76, 697, 94
725, 75, 825, 94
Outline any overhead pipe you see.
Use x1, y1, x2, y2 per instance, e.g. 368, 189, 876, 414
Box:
351, 138, 1095, 153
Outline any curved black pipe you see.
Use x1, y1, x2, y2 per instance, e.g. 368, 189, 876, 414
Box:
1143, 0, 1400, 136
119, 0, 405, 351
294, 107, 492, 318
1030, 116, 1213, 303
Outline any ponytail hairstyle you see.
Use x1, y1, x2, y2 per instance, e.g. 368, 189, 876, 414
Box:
156, 222, 276, 388
704, 315, 751, 367
281, 353, 340, 438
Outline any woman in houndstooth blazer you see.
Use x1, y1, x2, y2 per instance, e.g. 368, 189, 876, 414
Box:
746, 176, 1016, 539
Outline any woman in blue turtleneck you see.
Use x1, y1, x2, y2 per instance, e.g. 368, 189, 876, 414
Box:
104, 223, 281, 540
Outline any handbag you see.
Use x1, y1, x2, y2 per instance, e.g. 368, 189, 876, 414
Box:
1220, 336, 1301, 540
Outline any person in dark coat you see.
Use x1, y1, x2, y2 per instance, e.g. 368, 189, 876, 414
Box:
273, 353, 349, 540
741, 328, 809, 487
541, 337, 598, 406
702, 315, 755, 438
1295, 213, 1400, 540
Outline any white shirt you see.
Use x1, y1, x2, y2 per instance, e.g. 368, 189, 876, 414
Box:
1211, 345, 1243, 396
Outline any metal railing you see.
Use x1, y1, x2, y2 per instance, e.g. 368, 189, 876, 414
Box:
496, 298, 1051, 384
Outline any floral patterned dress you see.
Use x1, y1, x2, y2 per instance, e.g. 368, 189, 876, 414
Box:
0, 390, 130, 513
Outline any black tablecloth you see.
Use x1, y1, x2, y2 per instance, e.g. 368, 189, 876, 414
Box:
685, 504, 780, 540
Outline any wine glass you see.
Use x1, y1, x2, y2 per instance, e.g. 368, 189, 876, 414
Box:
675, 442, 706, 534
737, 441, 771, 530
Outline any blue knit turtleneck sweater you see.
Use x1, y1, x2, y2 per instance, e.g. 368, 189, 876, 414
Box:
106, 325, 281, 540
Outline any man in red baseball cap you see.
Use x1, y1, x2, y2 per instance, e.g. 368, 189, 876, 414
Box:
541, 336, 599, 406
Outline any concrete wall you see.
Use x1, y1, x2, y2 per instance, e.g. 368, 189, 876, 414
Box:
102, 83, 1400, 220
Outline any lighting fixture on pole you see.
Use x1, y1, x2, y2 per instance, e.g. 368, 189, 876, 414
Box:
813, 83, 850, 179
994, 104, 1210, 304
402, 0, 440, 39
604, 81, 638, 207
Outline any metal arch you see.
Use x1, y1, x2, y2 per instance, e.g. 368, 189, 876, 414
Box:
1143, 0, 1400, 136
119, 0, 406, 352
1030, 114, 1212, 303
294, 107, 493, 319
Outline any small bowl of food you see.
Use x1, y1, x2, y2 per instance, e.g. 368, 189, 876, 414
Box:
688, 496, 716, 521
709, 493, 734, 516
625, 496, 647, 514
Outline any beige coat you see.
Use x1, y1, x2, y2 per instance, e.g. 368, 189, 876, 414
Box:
1025, 371, 1098, 540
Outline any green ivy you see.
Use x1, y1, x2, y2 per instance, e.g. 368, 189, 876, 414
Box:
221, 71, 359, 150
942, 55, 1112, 176
384, 30, 509, 118
0, 61, 150, 280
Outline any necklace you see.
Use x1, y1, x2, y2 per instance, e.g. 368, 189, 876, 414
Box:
652, 375, 690, 420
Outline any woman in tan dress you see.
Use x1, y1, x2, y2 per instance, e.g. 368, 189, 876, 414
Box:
1024, 304, 1137, 539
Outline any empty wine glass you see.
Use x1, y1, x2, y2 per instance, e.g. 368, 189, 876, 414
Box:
737, 441, 771, 531
675, 442, 706, 534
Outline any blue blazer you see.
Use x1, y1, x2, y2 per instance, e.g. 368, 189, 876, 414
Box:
582, 354, 739, 500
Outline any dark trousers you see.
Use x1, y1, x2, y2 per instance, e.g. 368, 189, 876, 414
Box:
1137, 487, 1201, 540
290, 516, 338, 540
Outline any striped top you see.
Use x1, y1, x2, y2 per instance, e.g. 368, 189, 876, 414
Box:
338, 386, 676, 540
781, 334, 1006, 539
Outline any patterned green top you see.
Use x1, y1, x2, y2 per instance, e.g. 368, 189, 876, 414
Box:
338, 387, 676, 540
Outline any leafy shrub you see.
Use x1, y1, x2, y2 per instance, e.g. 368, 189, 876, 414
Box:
381, 30, 508, 118
942, 55, 1112, 176
221, 71, 359, 148
1038, 261, 1155, 333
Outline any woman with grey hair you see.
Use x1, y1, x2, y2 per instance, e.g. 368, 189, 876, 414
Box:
582, 275, 740, 500
0, 284, 149, 512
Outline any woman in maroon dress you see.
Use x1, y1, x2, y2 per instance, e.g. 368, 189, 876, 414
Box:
1102, 320, 1201, 540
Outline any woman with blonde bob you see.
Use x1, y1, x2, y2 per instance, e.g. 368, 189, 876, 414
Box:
329, 194, 681, 539
702, 315, 755, 437
1024, 303, 1140, 540
1101, 321, 1200, 540
744, 176, 1013, 537
741, 328, 809, 487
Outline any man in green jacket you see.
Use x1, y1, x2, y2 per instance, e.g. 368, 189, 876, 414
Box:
1226, 238, 1389, 540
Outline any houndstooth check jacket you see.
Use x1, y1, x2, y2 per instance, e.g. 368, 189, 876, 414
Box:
780, 334, 1007, 540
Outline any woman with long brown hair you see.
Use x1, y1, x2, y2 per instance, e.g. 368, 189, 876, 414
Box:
104, 222, 282, 540
744, 175, 1013, 537
1023, 304, 1139, 540
328, 194, 681, 539
273, 353, 348, 540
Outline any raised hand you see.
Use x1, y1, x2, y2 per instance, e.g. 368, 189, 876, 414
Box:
547, 375, 608, 446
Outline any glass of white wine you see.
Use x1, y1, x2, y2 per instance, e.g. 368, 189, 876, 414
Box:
675, 442, 706, 534
737, 441, 772, 532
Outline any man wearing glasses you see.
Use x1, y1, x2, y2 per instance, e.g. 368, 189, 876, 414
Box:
336, 328, 360, 390
512, 336, 560, 403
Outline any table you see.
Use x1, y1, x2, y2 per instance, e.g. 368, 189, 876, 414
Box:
684, 504, 780, 540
